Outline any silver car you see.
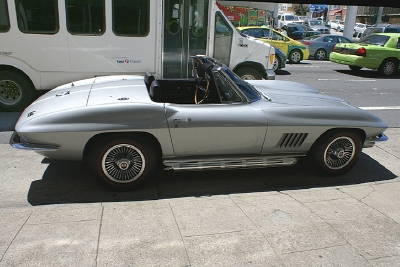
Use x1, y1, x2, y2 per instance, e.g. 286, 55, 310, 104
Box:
302, 35, 353, 60
10, 56, 388, 191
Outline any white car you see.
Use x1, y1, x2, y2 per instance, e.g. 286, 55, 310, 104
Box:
277, 14, 302, 27
354, 23, 367, 33
328, 20, 340, 29
336, 21, 345, 32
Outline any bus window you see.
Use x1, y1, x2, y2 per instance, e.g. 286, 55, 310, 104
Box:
0, 0, 10, 32
112, 0, 150, 36
15, 0, 58, 34
66, 0, 105, 35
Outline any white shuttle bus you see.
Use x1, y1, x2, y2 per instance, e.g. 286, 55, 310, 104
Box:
0, 0, 275, 111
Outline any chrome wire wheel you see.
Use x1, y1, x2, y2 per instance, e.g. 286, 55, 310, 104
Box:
323, 136, 356, 170
101, 144, 146, 183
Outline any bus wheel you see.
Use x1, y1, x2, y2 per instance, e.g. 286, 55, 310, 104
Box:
235, 67, 262, 80
0, 71, 35, 112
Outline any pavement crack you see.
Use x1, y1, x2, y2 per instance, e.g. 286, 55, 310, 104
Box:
95, 203, 105, 267
0, 211, 32, 262
169, 202, 192, 267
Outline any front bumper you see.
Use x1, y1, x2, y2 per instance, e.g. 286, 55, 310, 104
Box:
10, 132, 59, 151
363, 133, 389, 148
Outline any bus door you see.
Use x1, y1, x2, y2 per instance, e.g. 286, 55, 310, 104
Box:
162, 0, 209, 78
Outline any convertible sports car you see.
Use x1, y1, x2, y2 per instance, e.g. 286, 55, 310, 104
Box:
10, 56, 388, 191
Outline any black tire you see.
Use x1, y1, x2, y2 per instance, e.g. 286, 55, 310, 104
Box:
288, 49, 302, 64
90, 136, 159, 191
349, 65, 362, 71
378, 59, 398, 77
314, 49, 327, 60
0, 71, 35, 112
235, 67, 262, 80
310, 130, 362, 177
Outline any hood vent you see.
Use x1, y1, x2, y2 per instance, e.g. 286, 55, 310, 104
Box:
276, 133, 308, 148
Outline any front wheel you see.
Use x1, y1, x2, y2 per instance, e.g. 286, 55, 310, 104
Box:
288, 49, 302, 64
314, 49, 327, 60
378, 59, 398, 77
90, 136, 159, 191
0, 71, 35, 112
310, 130, 362, 177
272, 55, 280, 72
235, 67, 262, 80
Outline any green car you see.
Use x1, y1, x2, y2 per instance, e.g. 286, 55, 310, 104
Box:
329, 33, 400, 76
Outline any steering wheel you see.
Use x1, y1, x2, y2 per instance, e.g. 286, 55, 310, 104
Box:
194, 75, 210, 104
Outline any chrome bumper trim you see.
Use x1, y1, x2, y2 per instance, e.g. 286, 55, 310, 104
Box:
163, 156, 298, 171
9, 132, 59, 151
371, 133, 388, 142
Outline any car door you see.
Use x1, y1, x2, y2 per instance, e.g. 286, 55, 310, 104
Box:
396, 37, 400, 60
323, 36, 337, 52
260, 28, 288, 55
165, 102, 268, 156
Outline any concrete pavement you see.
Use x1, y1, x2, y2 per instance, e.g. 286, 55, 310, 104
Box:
0, 128, 399, 266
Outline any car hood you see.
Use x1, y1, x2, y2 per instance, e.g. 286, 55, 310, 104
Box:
18, 75, 148, 124
248, 80, 351, 108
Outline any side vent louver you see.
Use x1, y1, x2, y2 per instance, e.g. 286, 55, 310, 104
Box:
277, 133, 308, 148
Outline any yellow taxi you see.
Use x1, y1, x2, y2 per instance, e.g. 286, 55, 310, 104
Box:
237, 26, 310, 63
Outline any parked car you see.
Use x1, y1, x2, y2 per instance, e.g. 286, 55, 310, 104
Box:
330, 33, 400, 76
277, 14, 302, 27
10, 55, 388, 191
336, 21, 345, 32
361, 24, 400, 38
302, 35, 353, 60
282, 24, 320, 40
302, 19, 331, 34
327, 19, 341, 29
298, 16, 310, 22
354, 23, 368, 35
236, 26, 309, 64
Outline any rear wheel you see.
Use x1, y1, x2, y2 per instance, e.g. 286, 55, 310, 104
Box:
314, 49, 327, 60
378, 59, 398, 77
0, 71, 35, 112
310, 130, 362, 176
90, 136, 159, 191
235, 67, 262, 80
288, 49, 302, 64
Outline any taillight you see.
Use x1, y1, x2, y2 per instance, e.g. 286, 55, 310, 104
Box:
303, 41, 310, 46
333, 45, 338, 52
355, 47, 366, 57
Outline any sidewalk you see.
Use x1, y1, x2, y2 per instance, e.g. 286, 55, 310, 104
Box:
0, 129, 399, 266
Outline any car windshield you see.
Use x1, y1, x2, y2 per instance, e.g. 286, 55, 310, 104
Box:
223, 68, 261, 102
359, 34, 390, 46
285, 15, 299, 21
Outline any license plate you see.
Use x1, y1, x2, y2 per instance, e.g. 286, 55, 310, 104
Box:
341, 49, 348, 54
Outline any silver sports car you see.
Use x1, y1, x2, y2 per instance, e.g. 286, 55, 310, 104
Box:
10, 56, 388, 191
